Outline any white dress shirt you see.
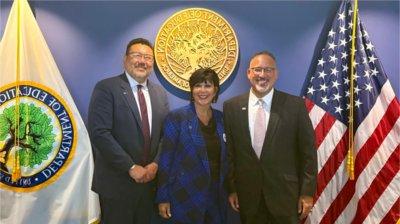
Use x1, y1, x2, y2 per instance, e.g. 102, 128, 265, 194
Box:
125, 72, 152, 133
248, 88, 274, 148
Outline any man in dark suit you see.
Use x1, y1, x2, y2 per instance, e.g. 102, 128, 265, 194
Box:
223, 51, 317, 224
88, 38, 169, 224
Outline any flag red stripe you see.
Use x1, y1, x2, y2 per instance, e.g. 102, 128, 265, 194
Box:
319, 180, 355, 224
352, 144, 400, 224
315, 131, 348, 201
314, 112, 337, 149
379, 197, 400, 224
319, 99, 399, 223
355, 99, 399, 177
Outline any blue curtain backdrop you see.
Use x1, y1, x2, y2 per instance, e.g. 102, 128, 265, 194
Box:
1, 1, 398, 223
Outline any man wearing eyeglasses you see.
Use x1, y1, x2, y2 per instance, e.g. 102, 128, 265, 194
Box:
88, 38, 169, 223
223, 51, 317, 224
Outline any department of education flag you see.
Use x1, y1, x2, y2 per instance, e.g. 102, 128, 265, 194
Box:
0, 0, 100, 223
302, 0, 399, 223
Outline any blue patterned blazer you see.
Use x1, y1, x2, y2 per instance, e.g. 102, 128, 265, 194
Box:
156, 103, 228, 224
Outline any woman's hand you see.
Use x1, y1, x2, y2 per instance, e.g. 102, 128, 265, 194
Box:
158, 202, 172, 219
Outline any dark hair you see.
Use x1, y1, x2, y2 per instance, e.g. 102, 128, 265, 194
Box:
189, 68, 220, 103
249, 50, 276, 66
125, 38, 154, 55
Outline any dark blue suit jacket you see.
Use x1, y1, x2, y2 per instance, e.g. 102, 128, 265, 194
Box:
88, 74, 169, 200
156, 103, 228, 224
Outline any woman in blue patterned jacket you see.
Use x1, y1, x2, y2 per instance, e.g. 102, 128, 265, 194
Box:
156, 68, 228, 224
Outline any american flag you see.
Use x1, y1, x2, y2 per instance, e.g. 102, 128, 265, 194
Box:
302, 1, 399, 223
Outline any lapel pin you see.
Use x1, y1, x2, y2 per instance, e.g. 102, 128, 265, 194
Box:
241, 107, 247, 110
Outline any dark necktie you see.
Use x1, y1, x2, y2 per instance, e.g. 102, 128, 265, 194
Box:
137, 85, 150, 165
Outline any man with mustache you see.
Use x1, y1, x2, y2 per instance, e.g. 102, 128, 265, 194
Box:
88, 38, 169, 223
223, 51, 317, 224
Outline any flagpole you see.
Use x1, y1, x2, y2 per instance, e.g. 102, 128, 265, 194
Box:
11, 0, 22, 182
347, 0, 359, 181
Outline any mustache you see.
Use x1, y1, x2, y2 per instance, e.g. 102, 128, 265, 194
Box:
256, 77, 268, 82
134, 63, 147, 69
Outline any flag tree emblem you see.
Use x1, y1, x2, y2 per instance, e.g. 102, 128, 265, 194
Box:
0, 82, 76, 191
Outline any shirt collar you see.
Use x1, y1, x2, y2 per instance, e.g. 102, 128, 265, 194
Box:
249, 88, 274, 107
125, 72, 148, 90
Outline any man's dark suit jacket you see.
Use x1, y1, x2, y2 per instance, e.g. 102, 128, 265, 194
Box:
223, 89, 317, 223
88, 74, 169, 200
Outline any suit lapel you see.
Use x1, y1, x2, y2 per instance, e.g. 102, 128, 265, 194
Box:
119, 75, 142, 130
148, 81, 159, 137
148, 81, 164, 155
187, 104, 210, 177
214, 110, 226, 184
237, 93, 257, 157
261, 90, 283, 158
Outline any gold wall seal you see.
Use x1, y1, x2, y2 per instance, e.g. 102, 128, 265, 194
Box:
155, 8, 239, 92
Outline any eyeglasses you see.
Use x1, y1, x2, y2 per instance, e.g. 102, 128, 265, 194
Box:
127, 52, 154, 62
250, 67, 276, 74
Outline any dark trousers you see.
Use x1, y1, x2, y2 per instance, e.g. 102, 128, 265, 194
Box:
240, 196, 273, 224
99, 188, 155, 224
241, 195, 299, 224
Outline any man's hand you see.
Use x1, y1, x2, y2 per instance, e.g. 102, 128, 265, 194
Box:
158, 203, 172, 219
144, 162, 158, 182
298, 195, 314, 220
229, 193, 240, 212
128, 165, 147, 183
